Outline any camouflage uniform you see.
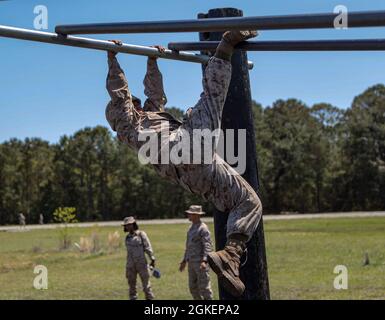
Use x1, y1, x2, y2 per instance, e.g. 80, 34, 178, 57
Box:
105, 56, 262, 242
183, 221, 213, 300
18, 213, 26, 228
125, 230, 155, 300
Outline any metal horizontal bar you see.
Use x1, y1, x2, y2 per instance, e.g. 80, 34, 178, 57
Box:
55, 10, 385, 35
0, 25, 209, 64
0, 25, 253, 69
168, 39, 385, 51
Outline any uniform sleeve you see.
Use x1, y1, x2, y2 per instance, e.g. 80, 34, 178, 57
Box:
200, 225, 212, 262
125, 236, 129, 271
105, 56, 136, 140
143, 58, 167, 112
182, 252, 187, 262
106, 56, 132, 104
182, 235, 188, 262
141, 231, 155, 260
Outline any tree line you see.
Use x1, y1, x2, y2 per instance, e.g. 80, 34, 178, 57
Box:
0, 85, 384, 224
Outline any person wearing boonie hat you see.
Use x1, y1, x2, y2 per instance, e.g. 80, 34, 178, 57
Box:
179, 205, 213, 300
122, 216, 156, 300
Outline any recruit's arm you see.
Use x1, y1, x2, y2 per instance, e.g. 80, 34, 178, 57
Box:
143, 46, 168, 112
105, 41, 137, 143
141, 231, 156, 267
200, 226, 212, 265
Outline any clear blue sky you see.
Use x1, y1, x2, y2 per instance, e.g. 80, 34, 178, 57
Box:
1, 0, 385, 143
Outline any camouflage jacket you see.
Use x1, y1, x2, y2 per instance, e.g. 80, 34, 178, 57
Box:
183, 222, 212, 263
125, 230, 154, 267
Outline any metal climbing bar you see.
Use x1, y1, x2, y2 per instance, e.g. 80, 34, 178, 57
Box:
55, 10, 385, 35
0, 25, 208, 64
168, 39, 385, 51
0, 25, 254, 69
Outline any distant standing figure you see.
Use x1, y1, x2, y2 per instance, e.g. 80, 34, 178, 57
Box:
122, 216, 156, 300
18, 213, 26, 229
39, 214, 44, 225
179, 205, 213, 300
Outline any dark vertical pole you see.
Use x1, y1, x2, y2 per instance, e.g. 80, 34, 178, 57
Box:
199, 8, 270, 300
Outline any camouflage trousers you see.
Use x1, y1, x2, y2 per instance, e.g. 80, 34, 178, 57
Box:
188, 261, 213, 300
126, 263, 154, 300
156, 57, 262, 241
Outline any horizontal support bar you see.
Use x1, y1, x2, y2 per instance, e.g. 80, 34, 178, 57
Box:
0, 25, 253, 69
0, 25, 208, 64
169, 39, 385, 51
55, 10, 385, 35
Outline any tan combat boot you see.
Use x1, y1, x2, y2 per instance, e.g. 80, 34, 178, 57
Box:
207, 236, 247, 297
223, 30, 259, 46
215, 30, 259, 61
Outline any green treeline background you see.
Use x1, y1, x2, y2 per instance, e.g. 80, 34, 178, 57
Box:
1, 84, 384, 224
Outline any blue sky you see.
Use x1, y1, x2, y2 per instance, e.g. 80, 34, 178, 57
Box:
1, 0, 385, 143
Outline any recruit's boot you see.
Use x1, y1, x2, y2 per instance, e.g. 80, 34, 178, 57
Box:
223, 30, 259, 46
215, 30, 258, 61
207, 236, 246, 297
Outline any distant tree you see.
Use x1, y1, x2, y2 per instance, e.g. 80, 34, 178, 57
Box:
310, 103, 345, 212
338, 84, 385, 210
1, 90, 385, 224
255, 99, 333, 213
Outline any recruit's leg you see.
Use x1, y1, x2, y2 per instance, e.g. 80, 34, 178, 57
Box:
183, 30, 258, 136
207, 156, 262, 297
182, 57, 231, 136
138, 263, 155, 300
210, 157, 262, 239
177, 30, 260, 297
197, 263, 213, 300
126, 267, 138, 300
188, 262, 202, 300
202, 31, 261, 297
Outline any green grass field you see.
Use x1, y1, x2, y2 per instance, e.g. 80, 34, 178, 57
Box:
0, 217, 384, 300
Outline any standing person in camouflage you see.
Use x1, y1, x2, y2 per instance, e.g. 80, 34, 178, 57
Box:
122, 216, 156, 300
39, 214, 44, 225
179, 205, 213, 300
106, 30, 261, 297
18, 213, 26, 229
